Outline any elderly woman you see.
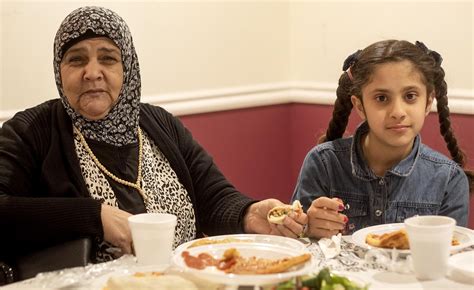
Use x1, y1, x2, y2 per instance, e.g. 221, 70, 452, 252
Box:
0, 6, 306, 266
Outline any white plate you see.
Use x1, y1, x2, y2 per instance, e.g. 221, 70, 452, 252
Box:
171, 234, 316, 286
174, 234, 308, 253
449, 251, 474, 280
87, 264, 169, 290
351, 223, 474, 254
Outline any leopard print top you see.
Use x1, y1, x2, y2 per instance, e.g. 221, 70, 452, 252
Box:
74, 128, 196, 262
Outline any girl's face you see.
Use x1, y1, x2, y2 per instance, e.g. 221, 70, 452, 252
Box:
60, 37, 123, 120
352, 60, 433, 154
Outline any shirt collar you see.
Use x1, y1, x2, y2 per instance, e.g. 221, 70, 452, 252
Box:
350, 121, 421, 180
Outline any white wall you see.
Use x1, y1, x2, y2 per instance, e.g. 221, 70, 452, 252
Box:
290, 1, 473, 89
1, 0, 472, 115
0, 0, 291, 111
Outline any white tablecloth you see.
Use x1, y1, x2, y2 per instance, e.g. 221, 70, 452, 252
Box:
2, 236, 473, 289
307, 236, 474, 290
336, 268, 473, 290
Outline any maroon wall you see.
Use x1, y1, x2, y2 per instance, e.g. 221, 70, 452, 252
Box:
180, 105, 293, 203
180, 103, 474, 228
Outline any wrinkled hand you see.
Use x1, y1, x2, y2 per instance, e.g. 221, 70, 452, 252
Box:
101, 204, 133, 255
306, 197, 347, 239
243, 198, 308, 238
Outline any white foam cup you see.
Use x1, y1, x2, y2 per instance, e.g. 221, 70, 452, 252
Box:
404, 215, 456, 280
128, 213, 177, 265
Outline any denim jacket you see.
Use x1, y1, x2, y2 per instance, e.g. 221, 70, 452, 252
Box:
292, 122, 469, 233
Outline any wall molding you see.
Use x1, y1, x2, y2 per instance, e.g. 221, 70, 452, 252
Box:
143, 81, 474, 116
1, 82, 473, 125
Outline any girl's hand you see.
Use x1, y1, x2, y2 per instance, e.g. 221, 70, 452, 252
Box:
100, 204, 133, 255
243, 199, 308, 238
306, 197, 348, 239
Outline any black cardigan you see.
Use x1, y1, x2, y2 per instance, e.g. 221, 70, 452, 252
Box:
0, 99, 254, 260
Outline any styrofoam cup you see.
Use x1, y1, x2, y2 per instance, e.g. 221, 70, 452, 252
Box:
128, 213, 177, 265
404, 215, 456, 280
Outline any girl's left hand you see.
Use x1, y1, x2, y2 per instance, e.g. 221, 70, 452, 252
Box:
243, 198, 308, 238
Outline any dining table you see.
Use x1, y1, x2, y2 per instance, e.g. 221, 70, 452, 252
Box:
1, 235, 473, 290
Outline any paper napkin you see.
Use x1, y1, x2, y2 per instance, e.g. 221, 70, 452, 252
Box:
318, 233, 342, 259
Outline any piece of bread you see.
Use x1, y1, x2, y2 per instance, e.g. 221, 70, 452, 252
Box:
104, 273, 198, 290
267, 200, 303, 224
366, 229, 460, 250
366, 229, 410, 250
182, 247, 311, 275
220, 247, 311, 274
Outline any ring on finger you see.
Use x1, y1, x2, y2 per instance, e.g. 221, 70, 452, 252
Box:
299, 224, 308, 238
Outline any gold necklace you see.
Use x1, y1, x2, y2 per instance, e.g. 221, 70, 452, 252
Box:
73, 126, 147, 201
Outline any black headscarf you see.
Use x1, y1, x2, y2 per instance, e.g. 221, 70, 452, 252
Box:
53, 6, 141, 146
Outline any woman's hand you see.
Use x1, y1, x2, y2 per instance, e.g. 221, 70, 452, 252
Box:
243, 199, 308, 238
100, 204, 133, 255
306, 197, 347, 239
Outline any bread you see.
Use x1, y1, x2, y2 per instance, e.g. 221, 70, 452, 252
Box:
104, 272, 198, 290
366, 229, 460, 250
267, 200, 303, 224
366, 229, 410, 250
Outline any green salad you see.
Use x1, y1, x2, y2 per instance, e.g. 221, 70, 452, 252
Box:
271, 268, 369, 290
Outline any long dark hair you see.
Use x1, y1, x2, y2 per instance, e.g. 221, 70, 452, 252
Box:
321, 40, 473, 192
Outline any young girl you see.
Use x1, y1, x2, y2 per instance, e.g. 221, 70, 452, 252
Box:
292, 40, 473, 239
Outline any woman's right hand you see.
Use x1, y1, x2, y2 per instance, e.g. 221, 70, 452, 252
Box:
100, 204, 133, 255
306, 197, 348, 239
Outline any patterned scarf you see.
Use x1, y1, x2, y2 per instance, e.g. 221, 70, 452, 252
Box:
53, 6, 141, 146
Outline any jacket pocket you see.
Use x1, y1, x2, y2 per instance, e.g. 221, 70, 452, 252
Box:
330, 191, 369, 233
392, 201, 441, 223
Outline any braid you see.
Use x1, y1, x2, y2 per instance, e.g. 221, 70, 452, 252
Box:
319, 72, 353, 144
435, 75, 474, 192
414, 41, 474, 191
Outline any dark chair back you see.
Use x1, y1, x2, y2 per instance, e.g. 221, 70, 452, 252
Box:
0, 237, 92, 285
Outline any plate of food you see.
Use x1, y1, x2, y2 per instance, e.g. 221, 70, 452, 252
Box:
88, 265, 221, 290
267, 267, 369, 290
175, 234, 308, 252
352, 223, 474, 254
171, 234, 316, 286
100, 270, 196, 290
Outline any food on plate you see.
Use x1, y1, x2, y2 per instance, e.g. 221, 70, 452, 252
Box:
182, 248, 311, 274
103, 272, 198, 290
452, 237, 460, 246
267, 200, 303, 224
365, 229, 460, 250
366, 229, 409, 250
181, 251, 217, 270
187, 237, 247, 248
270, 267, 369, 290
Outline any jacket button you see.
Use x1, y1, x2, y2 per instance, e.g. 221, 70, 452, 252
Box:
379, 179, 384, 185
375, 209, 383, 216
